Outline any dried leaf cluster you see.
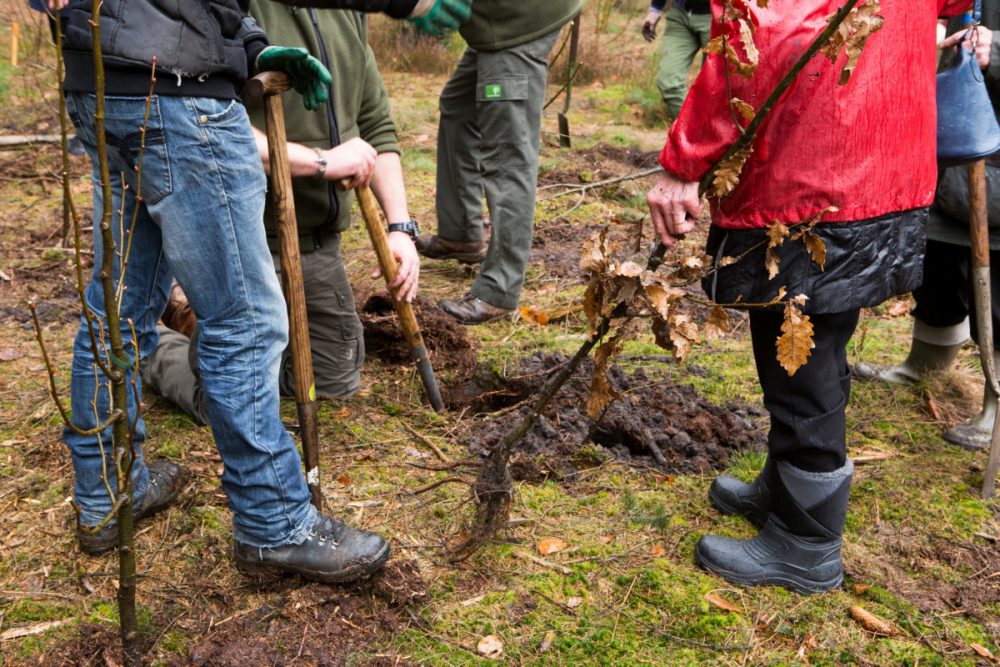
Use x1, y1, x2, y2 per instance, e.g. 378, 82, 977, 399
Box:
578, 203, 839, 411
580, 230, 731, 418
821, 0, 885, 85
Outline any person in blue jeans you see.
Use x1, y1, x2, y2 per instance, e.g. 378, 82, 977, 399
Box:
59, 0, 470, 583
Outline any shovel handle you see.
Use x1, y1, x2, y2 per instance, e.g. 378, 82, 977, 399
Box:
969, 159, 1000, 497
247, 71, 324, 509
347, 181, 445, 411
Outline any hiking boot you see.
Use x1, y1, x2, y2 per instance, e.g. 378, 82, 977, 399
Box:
77, 459, 184, 556
161, 283, 197, 339
708, 461, 770, 527
233, 513, 390, 584
696, 459, 853, 595
414, 235, 487, 264
439, 293, 514, 325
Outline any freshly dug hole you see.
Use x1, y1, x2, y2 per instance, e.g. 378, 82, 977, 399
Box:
456, 352, 765, 480
356, 291, 476, 378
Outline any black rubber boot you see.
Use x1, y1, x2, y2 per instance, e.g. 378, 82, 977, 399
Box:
696, 459, 853, 594
708, 459, 771, 526
233, 513, 390, 584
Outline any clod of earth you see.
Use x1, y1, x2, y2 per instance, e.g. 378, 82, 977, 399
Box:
356, 291, 475, 379
456, 352, 765, 483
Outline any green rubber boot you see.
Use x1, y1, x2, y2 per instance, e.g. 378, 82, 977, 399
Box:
854, 339, 963, 386
943, 351, 1000, 452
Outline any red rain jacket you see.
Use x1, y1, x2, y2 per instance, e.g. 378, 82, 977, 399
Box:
660, 0, 973, 230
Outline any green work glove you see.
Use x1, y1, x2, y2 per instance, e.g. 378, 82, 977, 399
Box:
408, 0, 473, 37
256, 46, 332, 112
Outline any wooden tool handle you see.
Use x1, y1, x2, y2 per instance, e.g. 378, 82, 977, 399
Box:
252, 72, 323, 509
348, 182, 426, 351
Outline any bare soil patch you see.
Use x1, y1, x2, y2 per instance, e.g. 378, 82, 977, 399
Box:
538, 143, 660, 186
449, 352, 765, 481
355, 290, 476, 380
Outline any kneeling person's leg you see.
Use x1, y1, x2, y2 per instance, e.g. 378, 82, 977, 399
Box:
276, 235, 365, 400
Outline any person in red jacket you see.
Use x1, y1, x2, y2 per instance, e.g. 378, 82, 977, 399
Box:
646, 0, 969, 594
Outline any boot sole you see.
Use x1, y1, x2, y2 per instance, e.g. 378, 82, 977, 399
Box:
234, 541, 391, 585
707, 483, 767, 527
694, 543, 843, 595
421, 253, 486, 265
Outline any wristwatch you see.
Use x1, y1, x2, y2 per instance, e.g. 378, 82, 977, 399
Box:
387, 220, 419, 240
312, 147, 327, 177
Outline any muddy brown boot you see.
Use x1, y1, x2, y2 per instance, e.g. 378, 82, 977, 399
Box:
233, 513, 390, 584
161, 283, 197, 339
414, 235, 488, 264
77, 460, 185, 556
439, 293, 514, 325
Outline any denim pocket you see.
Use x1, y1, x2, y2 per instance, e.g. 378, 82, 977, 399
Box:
188, 98, 256, 147
107, 96, 173, 205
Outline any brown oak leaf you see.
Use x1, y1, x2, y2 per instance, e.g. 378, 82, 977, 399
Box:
776, 297, 814, 376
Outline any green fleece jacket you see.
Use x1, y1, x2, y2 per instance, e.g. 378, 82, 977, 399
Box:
460, 0, 583, 52
246, 2, 400, 251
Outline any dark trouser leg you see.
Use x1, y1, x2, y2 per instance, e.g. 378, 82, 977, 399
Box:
750, 308, 859, 473
696, 308, 858, 593
140, 325, 209, 426
275, 235, 364, 400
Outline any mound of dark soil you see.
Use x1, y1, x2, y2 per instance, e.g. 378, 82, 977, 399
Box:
453, 352, 764, 481
356, 291, 475, 378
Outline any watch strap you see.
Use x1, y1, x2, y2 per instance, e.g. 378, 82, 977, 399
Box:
387, 220, 419, 239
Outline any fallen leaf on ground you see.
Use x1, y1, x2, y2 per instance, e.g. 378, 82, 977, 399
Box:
539, 630, 556, 653
705, 592, 740, 613
460, 593, 486, 607
794, 633, 818, 660
851, 448, 896, 464
852, 583, 872, 595
566, 596, 583, 609
0, 348, 23, 362
849, 605, 896, 636
970, 642, 998, 662
927, 394, 942, 421
650, 544, 665, 556
537, 538, 568, 556
1, 618, 71, 641
476, 634, 503, 659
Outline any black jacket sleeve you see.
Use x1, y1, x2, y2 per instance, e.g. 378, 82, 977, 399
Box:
269, 0, 419, 18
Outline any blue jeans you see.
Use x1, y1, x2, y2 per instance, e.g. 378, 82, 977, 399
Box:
64, 93, 315, 547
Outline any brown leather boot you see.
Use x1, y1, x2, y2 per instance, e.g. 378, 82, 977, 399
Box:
161, 283, 197, 339
439, 293, 513, 325
414, 235, 487, 264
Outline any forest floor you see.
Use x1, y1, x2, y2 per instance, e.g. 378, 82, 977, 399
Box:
0, 4, 998, 666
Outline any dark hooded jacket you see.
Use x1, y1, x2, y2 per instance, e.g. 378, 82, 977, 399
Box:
61, 0, 419, 99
